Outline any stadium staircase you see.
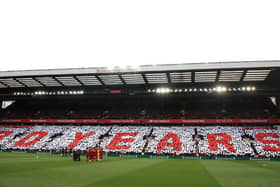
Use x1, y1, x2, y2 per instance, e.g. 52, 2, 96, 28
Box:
242, 131, 259, 157
98, 126, 113, 146
142, 128, 153, 153
194, 128, 200, 156
47, 132, 63, 143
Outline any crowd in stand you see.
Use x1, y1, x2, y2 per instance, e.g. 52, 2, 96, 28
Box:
145, 127, 196, 155
245, 128, 280, 157
1, 96, 278, 120
1, 125, 280, 158
100, 126, 152, 154
198, 126, 254, 156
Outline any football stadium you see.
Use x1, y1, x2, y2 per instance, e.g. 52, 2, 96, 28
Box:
1, 61, 280, 187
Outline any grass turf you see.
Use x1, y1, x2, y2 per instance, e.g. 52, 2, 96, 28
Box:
1, 152, 280, 187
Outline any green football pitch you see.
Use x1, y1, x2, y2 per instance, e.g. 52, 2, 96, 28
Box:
1, 152, 280, 187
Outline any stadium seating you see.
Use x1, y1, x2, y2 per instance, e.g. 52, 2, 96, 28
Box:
1, 96, 278, 119
100, 126, 152, 153
1, 125, 280, 158
198, 126, 254, 156
145, 126, 196, 155
245, 128, 280, 157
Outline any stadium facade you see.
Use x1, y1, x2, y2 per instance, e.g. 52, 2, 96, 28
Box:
0, 60, 280, 124
1, 61, 280, 158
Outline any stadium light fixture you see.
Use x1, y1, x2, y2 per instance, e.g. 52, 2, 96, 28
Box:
155, 87, 171, 94
12, 90, 85, 97
216, 86, 222, 92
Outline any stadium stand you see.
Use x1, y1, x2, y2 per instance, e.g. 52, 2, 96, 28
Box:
245, 128, 280, 157
145, 126, 196, 155
1, 125, 280, 158
0, 96, 278, 119
1, 61, 280, 159
100, 126, 152, 154
198, 126, 254, 156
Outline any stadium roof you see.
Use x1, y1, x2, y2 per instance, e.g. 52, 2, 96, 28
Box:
0, 60, 279, 90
